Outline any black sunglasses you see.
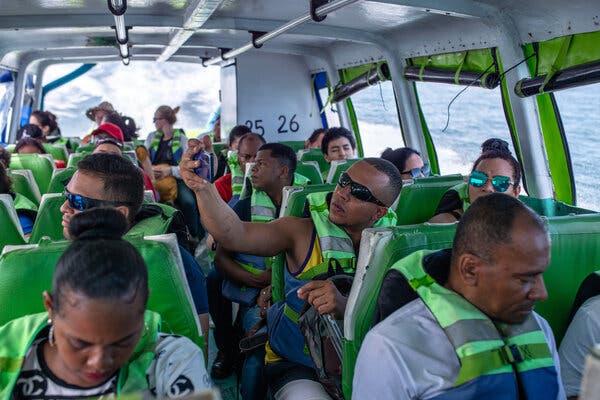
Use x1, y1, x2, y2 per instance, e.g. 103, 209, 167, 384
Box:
63, 189, 134, 211
338, 172, 386, 207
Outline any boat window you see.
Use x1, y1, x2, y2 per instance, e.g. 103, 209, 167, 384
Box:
0, 81, 14, 142
350, 80, 403, 157
553, 83, 600, 210
318, 87, 339, 128
415, 82, 515, 175
42, 62, 220, 139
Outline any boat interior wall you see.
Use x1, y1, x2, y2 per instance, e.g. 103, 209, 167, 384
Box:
223, 52, 323, 142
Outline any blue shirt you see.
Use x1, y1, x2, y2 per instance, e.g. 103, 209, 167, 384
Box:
178, 245, 209, 315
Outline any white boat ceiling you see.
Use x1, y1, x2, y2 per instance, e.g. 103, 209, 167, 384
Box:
0, 0, 598, 70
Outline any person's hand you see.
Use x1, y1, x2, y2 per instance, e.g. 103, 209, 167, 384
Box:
180, 142, 212, 193
153, 165, 172, 179
206, 234, 216, 251
257, 285, 272, 319
297, 280, 347, 319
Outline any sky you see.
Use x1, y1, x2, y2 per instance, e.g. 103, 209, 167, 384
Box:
42, 61, 221, 139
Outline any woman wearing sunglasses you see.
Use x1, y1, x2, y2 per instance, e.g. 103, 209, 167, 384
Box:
381, 147, 430, 180
429, 138, 521, 223
0, 208, 211, 398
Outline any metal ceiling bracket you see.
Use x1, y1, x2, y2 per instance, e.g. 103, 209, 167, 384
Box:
250, 31, 266, 49
310, 0, 329, 22
111, 25, 132, 45
107, 0, 127, 16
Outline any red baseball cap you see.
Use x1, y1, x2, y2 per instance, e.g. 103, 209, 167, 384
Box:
91, 122, 124, 143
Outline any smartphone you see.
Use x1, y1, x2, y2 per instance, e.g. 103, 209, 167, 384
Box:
193, 150, 213, 182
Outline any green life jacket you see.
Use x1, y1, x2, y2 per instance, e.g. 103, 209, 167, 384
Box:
302, 191, 397, 279
148, 129, 184, 165
452, 181, 470, 212
0, 311, 162, 398
13, 193, 38, 212
391, 250, 559, 397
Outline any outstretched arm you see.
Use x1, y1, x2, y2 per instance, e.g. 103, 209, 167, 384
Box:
180, 144, 297, 257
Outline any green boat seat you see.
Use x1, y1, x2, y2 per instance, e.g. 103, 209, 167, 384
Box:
519, 195, 596, 217
270, 184, 336, 302
9, 154, 55, 194
536, 214, 600, 342
7, 169, 41, 205
43, 143, 68, 162
66, 152, 89, 168
325, 158, 360, 184
76, 143, 95, 153
342, 222, 457, 398
0, 194, 27, 249
46, 167, 76, 194
295, 162, 323, 185
0, 234, 203, 349
299, 148, 328, 175
29, 193, 65, 244
395, 174, 465, 225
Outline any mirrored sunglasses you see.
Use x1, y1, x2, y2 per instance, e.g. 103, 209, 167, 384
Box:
63, 189, 134, 211
469, 170, 513, 193
338, 172, 386, 207
402, 163, 431, 179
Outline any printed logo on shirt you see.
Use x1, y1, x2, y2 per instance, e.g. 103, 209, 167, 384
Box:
169, 375, 194, 396
15, 371, 48, 397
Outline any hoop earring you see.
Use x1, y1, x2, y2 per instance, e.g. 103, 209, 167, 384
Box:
48, 319, 55, 347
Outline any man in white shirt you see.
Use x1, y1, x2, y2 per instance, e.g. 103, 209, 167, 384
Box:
353, 193, 565, 400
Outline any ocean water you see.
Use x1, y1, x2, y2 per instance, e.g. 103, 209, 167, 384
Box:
43, 63, 599, 210
353, 80, 600, 211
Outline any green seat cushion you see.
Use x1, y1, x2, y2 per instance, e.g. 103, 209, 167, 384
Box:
0, 235, 203, 348
46, 168, 76, 194
9, 154, 54, 194
0, 194, 26, 249
295, 163, 324, 185
29, 194, 65, 244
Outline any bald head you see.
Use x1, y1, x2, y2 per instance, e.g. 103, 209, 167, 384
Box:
358, 158, 402, 207
452, 193, 548, 264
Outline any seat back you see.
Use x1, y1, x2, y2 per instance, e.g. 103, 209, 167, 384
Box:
325, 158, 360, 184
0, 234, 203, 348
520, 195, 596, 217
43, 143, 68, 162
8, 169, 42, 205
295, 162, 323, 185
9, 154, 55, 194
28, 193, 65, 243
0, 194, 26, 249
299, 148, 328, 175
46, 167, 76, 194
536, 214, 600, 342
342, 223, 457, 399
395, 174, 465, 225
67, 152, 89, 168
269, 184, 336, 302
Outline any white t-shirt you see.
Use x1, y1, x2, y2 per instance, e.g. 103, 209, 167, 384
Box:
352, 298, 565, 400
12, 333, 211, 399
559, 295, 600, 397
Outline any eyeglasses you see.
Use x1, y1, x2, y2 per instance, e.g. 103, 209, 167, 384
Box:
63, 189, 134, 211
153, 117, 164, 122
469, 170, 514, 193
401, 164, 431, 179
338, 172, 386, 207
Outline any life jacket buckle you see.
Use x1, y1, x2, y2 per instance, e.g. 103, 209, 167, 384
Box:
500, 344, 524, 364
